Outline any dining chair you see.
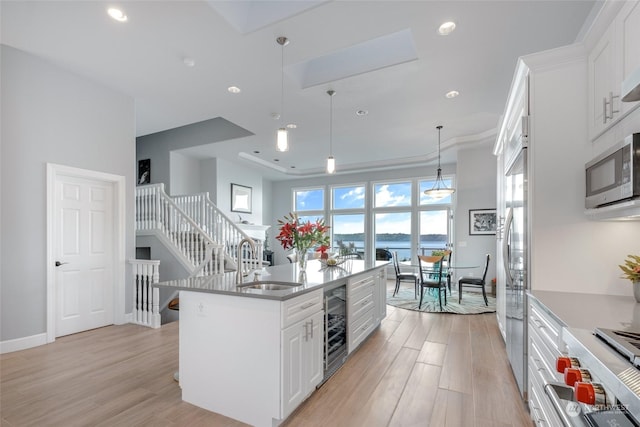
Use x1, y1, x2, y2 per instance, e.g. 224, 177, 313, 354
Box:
392, 251, 420, 298
442, 249, 452, 295
376, 248, 393, 261
418, 255, 446, 310
458, 254, 491, 305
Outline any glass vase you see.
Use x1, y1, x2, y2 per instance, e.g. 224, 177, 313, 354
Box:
634, 281, 640, 303
296, 248, 308, 272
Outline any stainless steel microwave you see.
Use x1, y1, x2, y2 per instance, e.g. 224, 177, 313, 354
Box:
585, 133, 640, 209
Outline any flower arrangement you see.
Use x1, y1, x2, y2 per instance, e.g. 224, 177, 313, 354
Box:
619, 254, 640, 283
276, 213, 330, 257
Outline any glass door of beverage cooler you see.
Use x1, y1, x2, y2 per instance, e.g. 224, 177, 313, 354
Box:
323, 284, 347, 384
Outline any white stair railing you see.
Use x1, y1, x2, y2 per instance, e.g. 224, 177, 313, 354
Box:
172, 192, 263, 272
129, 259, 161, 328
135, 184, 224, 276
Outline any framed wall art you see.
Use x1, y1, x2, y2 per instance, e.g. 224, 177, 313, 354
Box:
469, 209, 497, 235
137, 159, 150, 185
231, 183, 252, 213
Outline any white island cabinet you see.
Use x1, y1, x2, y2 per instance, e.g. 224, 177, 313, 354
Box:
179, 289, 323, 427
164, 260, 388, 426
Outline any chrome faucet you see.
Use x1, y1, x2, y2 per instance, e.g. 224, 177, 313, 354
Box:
236, 237, 257, 284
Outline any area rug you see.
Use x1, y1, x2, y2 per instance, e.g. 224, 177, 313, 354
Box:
387, 287, 496, 314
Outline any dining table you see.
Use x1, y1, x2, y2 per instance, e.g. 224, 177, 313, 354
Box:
401, 260, 480, 296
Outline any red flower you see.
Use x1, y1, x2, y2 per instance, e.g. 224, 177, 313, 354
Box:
276, 213, 330, 253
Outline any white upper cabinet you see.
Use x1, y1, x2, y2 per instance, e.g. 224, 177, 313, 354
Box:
588, 1, 640, 140
617, 1, 640, 116
588, 25, 617, 138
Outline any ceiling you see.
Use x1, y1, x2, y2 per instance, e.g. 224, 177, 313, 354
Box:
1, 0, 599, 180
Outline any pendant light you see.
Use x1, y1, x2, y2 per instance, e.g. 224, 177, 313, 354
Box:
326, 90, 336, 174
424, 125, 455, 199
276, 36, 289, 152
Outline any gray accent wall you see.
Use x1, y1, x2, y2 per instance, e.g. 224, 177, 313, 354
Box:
1, 45, 136, 342
136, 118, 253, 195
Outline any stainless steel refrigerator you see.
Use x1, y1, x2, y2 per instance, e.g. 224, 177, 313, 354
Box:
503, 144, 528, 397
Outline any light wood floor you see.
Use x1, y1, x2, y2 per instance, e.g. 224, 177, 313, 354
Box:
1, 301, 532, 427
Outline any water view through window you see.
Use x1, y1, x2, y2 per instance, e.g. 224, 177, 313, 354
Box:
293, 178, 452, 261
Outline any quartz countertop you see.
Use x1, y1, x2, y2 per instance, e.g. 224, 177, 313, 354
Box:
153, 259, 388, 301
529, 290, 640, 331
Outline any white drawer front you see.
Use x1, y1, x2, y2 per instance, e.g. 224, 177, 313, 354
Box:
348, 274, 375, 296
348, 308, 375, 352
349, 287, 375, 321
282, 290, 323, 329
529, 302, 563, 352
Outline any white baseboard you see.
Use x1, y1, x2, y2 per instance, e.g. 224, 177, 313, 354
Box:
122, 312, 133, 324
1, 333, 48, 354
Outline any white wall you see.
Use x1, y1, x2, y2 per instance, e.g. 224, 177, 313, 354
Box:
216, 158, 265, 225
0, 45, 136, 342
456, 144, 498, 282
525, 53, 640, 296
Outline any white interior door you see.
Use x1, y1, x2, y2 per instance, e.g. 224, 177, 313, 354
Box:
55, 175, 114, 337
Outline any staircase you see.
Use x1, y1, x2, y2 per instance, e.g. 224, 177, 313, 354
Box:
132, 184, 264, 327
135, 183, 263, 277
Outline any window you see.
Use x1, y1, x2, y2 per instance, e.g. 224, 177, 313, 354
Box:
332, 214, 365, 256
332, 185, 365, 209
290, 176, 453, 263
374, 212, 411, 261
294, 188, 324, 211
419, 210, 449, 256
374, 182, 411, 207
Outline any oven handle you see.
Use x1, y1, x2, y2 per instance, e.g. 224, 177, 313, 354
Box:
543, 382, 577, 427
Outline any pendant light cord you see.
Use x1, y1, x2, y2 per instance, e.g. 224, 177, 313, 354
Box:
280, 43, 285, 123
327, 90, 336, 156
437, 125, 443, 170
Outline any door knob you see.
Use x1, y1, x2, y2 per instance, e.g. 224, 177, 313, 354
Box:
55, 261, 68, 267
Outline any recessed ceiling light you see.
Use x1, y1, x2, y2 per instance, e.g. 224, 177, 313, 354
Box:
356, 110, 368, 116
183, 57, 195, 68
438, 21, 456, 35
228, 86, 241, 94
445, 90, 459, 98
107, 8, 127, 22
286, 123, 297, 129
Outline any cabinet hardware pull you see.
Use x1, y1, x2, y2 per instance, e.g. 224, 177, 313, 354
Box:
310, 319, 313, 339
300, 302, 315, 310
608, 91, 619, 120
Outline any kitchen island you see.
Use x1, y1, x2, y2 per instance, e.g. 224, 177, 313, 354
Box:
154, 260, 388, 427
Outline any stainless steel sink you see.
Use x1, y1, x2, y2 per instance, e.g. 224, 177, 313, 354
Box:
238, 281, 301, 291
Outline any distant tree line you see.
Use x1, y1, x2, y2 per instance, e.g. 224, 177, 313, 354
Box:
333, 233, 446, 242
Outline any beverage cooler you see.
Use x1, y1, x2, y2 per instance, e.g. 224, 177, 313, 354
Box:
323, 283, 347, 384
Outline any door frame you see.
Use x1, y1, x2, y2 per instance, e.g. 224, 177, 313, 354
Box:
46, 163, 126, 343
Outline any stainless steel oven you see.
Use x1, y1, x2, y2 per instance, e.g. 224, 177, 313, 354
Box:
544, 327, 640, 426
